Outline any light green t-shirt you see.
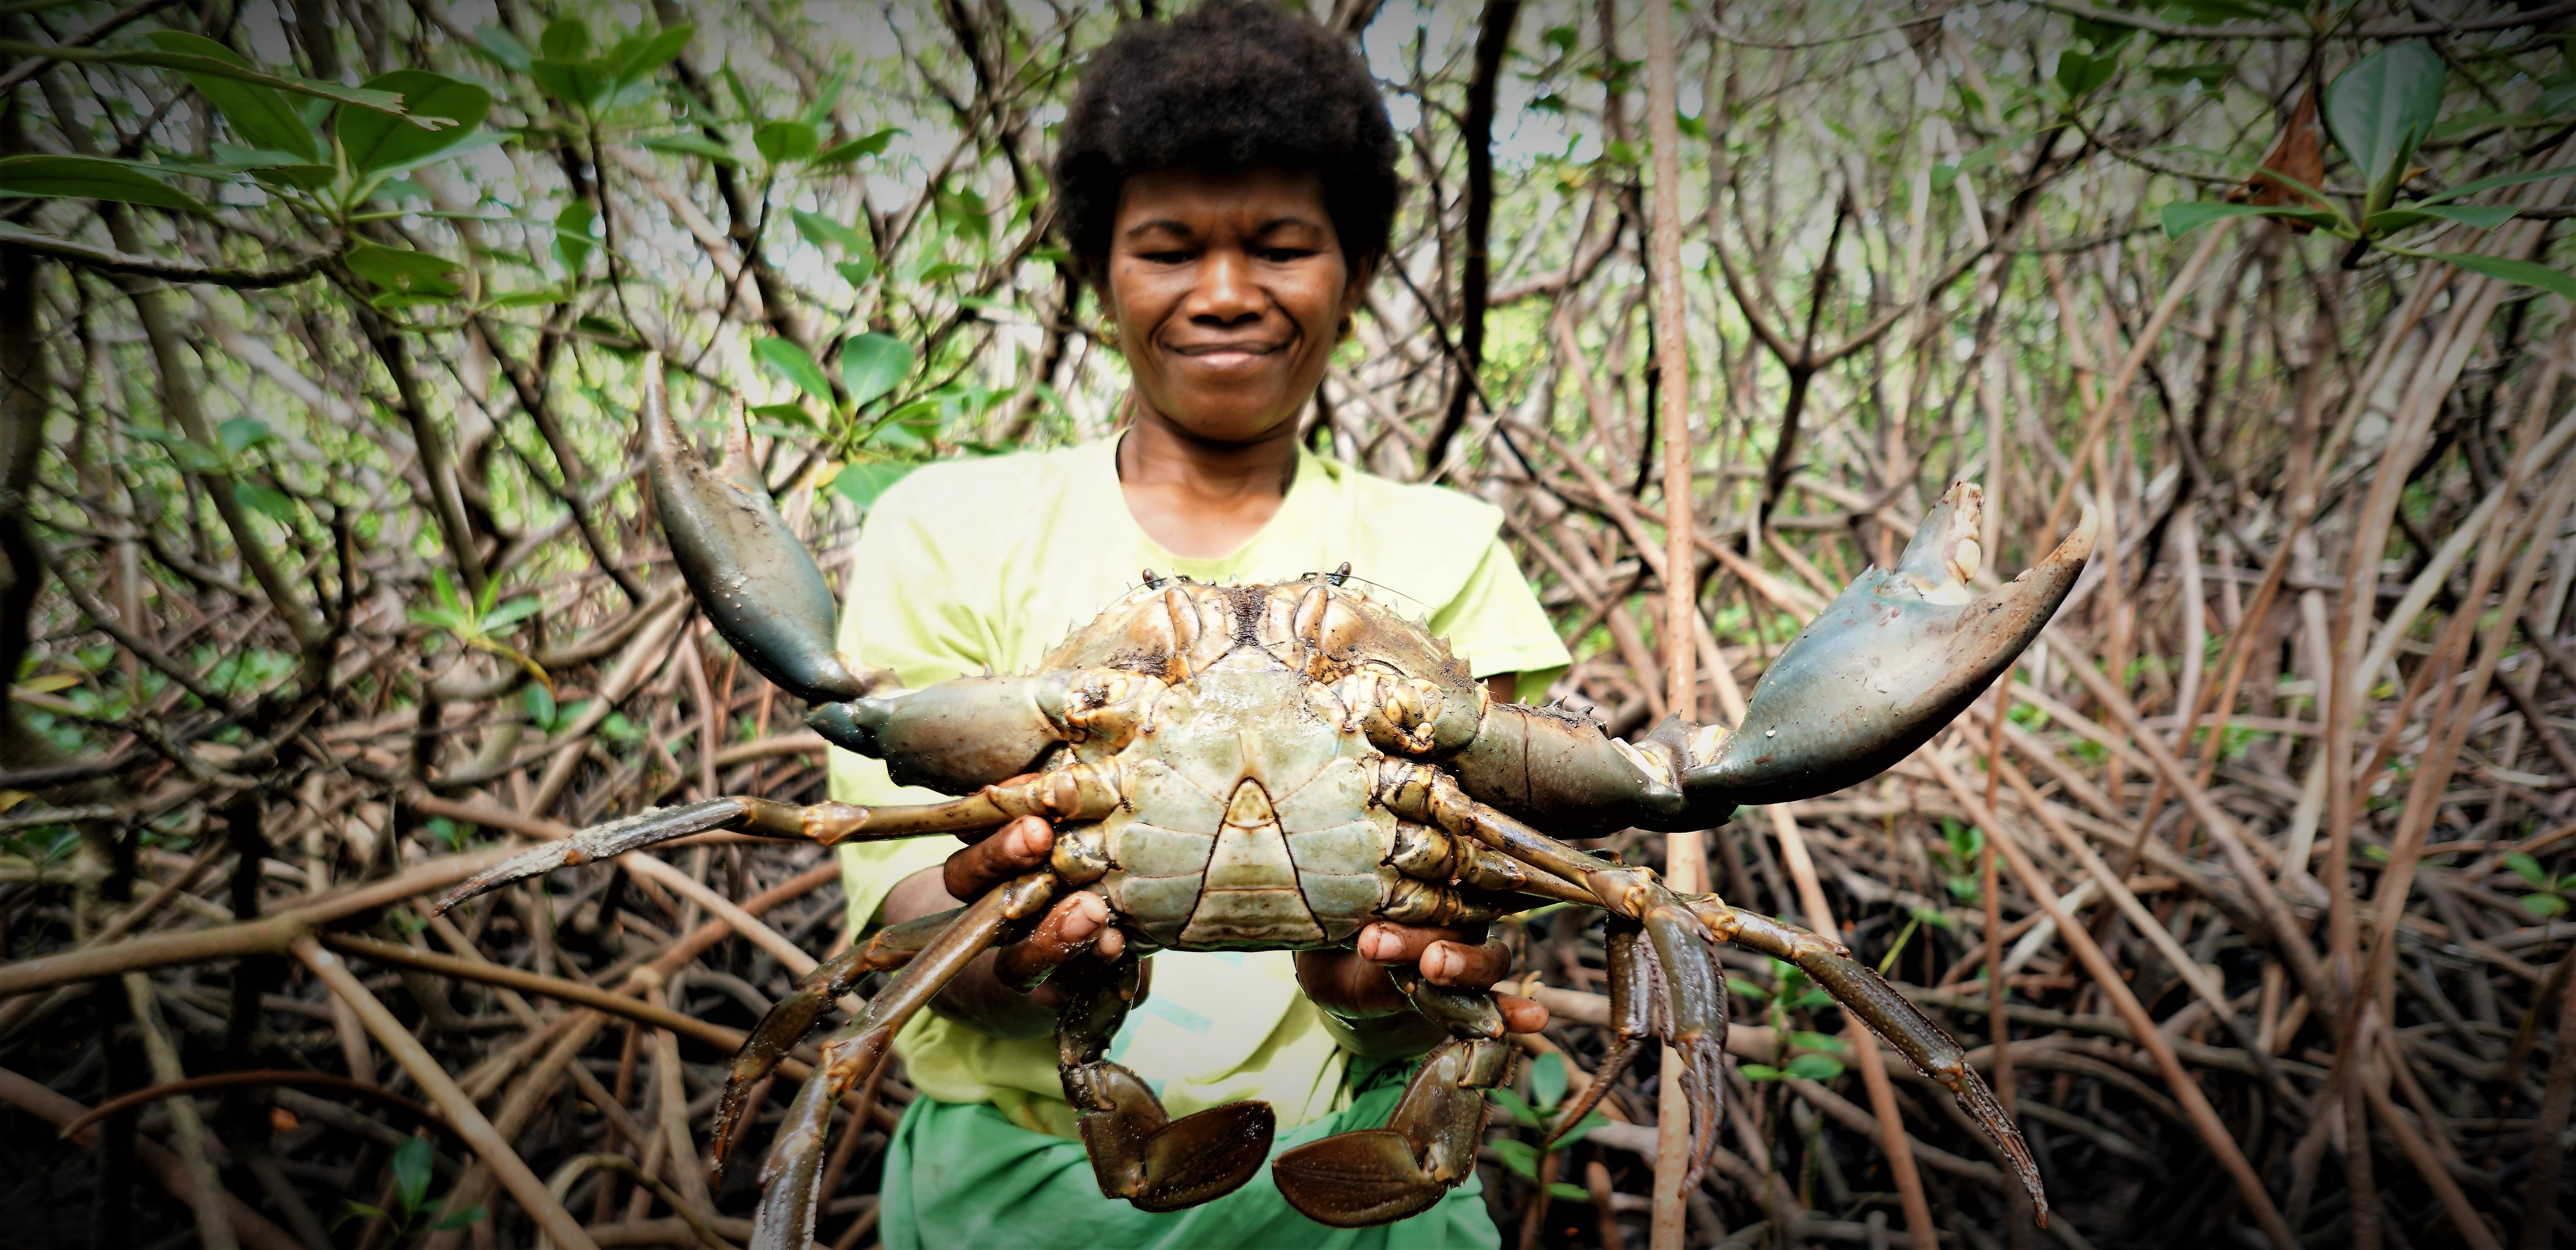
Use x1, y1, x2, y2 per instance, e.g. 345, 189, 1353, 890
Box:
830, 435, 1569, 1137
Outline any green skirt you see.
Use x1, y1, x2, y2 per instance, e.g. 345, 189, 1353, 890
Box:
879, 1059, 1501, 1250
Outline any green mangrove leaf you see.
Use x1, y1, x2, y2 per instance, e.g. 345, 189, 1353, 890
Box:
0, 155, 204, 211
553, 200, 597, 274
345, 241, 463, 298
753, 119, 818, 164
337, 70, 489, 173
2423, 250, 2576, 301
143, 32, 322, 161
839, 332, 913, 410
2325, 44, 2445, 212
2159, 200, 2339, 239
752, 336, 834, 405
2415, 164, 2576, 207
638, 134, 738, 164
2365, 203, 2518, 233
832, 460, 914, 507
812, 127, 901, 166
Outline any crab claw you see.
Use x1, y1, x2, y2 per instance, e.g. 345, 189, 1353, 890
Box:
641, 356, 887, 705
1686, 483, 2095, 806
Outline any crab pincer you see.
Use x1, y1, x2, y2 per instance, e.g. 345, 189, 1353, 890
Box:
640, 362, 885, 706
1448, 482, 2096, 837
1681, 483, 2098, 807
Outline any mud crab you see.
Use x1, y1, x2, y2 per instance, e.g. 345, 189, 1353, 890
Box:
437, 360, 2092, 1245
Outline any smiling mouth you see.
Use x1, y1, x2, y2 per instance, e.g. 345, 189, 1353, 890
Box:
1169, 341, 1287, 360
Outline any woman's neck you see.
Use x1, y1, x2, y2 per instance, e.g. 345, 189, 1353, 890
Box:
1115, 394, 1301, 561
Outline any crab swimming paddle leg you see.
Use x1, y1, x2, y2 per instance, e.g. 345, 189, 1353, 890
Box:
1052, 955, 1278, 1212
1272, 1005, 1514, 1229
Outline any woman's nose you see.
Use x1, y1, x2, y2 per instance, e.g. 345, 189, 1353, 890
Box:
1186, 248, 1262, 325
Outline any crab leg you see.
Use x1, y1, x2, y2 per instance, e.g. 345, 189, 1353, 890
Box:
1541, 920, 1651, 1149
430, 765, 1123, 915
1049, 955, 1279, 1211
1377, 759, 1616, 892
1534, 876, 1732, 1188
1380, 758, 2032, 1204
1383, 818, 1596, 906
1688, 899, 2046, 1222
706, 906, 958, 1176
743, 872, 1058, 1250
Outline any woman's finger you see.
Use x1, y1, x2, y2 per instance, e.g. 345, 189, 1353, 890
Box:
1294, 948, 1413, 1018
1419, 937, 1512, 988
1496, 995, 1549, 1034
992, 891, 1109, 988
1352, 921, 1479, 966
942, 814, 1054, 899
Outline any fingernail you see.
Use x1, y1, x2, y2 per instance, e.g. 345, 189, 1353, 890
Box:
1426, 945, 1460, 980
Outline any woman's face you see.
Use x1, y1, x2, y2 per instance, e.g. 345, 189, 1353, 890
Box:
1103, 165, 1367, 444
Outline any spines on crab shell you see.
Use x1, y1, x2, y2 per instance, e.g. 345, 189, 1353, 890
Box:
1031, 571, 1485, 709
1038, 577, 1240, 681
1282, 574, 1479, 690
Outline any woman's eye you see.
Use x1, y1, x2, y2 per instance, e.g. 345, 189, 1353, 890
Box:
1139, 249, 1193, 265
1260, 247, 1315, 263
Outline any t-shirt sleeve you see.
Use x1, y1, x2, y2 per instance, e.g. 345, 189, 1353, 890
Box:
1426, 532, 1572, 703
828, 471, 990, 934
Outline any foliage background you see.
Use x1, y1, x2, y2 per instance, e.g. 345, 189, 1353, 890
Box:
0, 1, 2571, 1248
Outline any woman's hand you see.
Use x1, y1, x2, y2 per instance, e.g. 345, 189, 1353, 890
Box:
881, 813, 1128, 1039
880, 808, 1547, 1052
1293, 925, 1548, 1059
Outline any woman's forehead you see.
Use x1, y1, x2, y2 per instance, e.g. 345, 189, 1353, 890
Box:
1114, 166, 1334, 232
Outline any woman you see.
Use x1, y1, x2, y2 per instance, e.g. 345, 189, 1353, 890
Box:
831, 5, 1570, 1245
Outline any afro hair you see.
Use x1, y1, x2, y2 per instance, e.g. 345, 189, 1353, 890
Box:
1050, 0, 1400, 283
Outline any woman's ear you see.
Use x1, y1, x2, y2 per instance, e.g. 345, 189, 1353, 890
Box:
1083, 263, 1116, 315
1085, 267, 1129, 351
1339, 254, 1376, 320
